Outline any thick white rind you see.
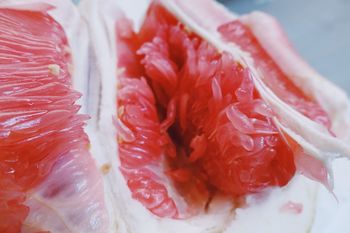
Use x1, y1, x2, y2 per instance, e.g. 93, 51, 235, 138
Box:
80, 0, 320, 233
79, 1, 127, 233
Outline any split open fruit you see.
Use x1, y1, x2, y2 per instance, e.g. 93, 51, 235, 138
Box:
1, 0, 350, 233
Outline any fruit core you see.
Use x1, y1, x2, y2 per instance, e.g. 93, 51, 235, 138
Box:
116, 3, 330, 218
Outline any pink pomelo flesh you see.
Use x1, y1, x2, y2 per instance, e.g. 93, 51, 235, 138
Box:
218, 21, 331, 128
0, 9, 105, 232
115, 3, 334, 218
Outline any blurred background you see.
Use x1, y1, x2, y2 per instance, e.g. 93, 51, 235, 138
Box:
219, 0, 350, 93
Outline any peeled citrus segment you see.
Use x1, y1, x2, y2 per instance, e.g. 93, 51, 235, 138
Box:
117, 76, 180, 218
0, 5, 107, 233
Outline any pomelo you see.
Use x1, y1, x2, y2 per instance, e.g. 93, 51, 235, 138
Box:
1, 0, 350, 232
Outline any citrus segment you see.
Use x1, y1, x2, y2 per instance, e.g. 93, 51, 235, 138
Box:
117, 77, 179, 218
0, 8, 106, 232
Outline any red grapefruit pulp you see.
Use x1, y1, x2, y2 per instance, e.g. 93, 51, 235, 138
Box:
0, 8, 106, 233
114, 3, 334, 218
